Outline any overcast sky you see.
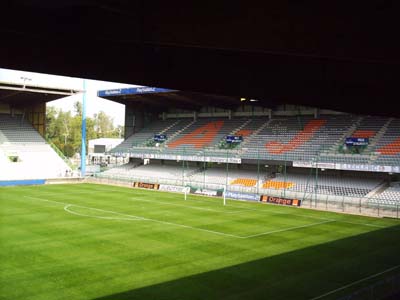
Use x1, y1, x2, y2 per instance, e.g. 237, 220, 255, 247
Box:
0, 68, 137, 126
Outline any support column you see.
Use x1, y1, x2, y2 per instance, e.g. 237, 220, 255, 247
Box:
81, 79, 87, 177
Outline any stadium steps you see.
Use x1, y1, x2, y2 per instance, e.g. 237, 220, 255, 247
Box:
368, 118, 392, 150
364, 181, 389, 199
240, 118, 272, 149
165, 119, 196, 143
229, 119, 252, 135
326, 116, 361, 153
159, 120, 181, 135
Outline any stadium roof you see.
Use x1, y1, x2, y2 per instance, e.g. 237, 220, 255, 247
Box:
0, 81, 82, 106
2, 2, 400, 117
98, 86, 242, 110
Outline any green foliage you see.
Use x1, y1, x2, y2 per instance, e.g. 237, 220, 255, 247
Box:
7, 156, 19, 162
46, 102, 124, 157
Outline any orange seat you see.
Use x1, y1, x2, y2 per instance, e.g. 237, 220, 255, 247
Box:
234, 129, 252, 137
377, 137, 400, 155
230, 178, 257, 187
262, 180, 295, 189
168, 121, 224, 149
352, 130, 376, 138
265, 119, 327, 154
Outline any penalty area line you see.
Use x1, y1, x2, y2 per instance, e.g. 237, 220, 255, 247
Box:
64, 204, 142, 221
23, 195, 243, 239
242, 220, 335, 238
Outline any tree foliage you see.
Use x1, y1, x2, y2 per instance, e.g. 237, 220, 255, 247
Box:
46, 101, 124, 157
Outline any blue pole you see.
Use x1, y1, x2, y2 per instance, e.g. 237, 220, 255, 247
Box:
81, 79, 87, 177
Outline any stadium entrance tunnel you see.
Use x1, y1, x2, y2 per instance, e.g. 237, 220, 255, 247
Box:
92, 225, 400, 300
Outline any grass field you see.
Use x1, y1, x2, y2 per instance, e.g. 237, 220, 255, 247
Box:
1, 183, 399, 300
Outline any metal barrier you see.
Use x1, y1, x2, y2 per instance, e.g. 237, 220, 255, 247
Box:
93, 173, 400, 218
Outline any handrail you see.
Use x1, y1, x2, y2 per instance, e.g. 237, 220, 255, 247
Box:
46, 139, 76, 170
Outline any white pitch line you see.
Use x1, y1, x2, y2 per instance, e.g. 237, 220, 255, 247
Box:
127, 197, 244, 214
22, 194, 388, 240
23, 196, 243, 239
309, 264, 400, 300
243, 220, 336, 238
74, 185, 389, 228
64, 204, 142, 221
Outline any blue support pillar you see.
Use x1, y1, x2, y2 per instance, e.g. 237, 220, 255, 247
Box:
81, 79, 87, 177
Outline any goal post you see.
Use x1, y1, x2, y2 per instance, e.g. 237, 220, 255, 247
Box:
223, 185, 226, 206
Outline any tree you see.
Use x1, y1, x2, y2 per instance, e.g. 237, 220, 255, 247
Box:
46, 103, 121, 158
94, 111, 115, 138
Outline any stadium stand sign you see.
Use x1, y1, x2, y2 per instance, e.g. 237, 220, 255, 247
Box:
336, 163, 396, 173
226, 135, 243, 143
154, 134, 167, 142
98, 87, 176, 97
260, 195, 302, 207
293, 161, 400, 173
159, 184, 190, 193
128, 152, 241, 164
293, 161, 336, 169
345, 137, 369, 146
133, 182, 160, 190
225, 191, 260, 201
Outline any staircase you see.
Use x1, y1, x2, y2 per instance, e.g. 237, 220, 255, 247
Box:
229, 119, 252, 135
240, 119, 272, 148
160, 120, 181, 135
326, 116, 362, 154
164, 119, 196, 146
368, 118, 394, 164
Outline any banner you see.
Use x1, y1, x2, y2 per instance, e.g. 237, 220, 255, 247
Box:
98, 87, 176, 97
154, 134, 167, 142
159, 184, 189, 193
225, 191, 260, 201
345, 137, 369, 146
293, 161, 335, 170
190, 187, 222, 197
127, 152, 241, 164
260, 195, 301, 207
133, 182, 160, 190
226, 135, 243, 143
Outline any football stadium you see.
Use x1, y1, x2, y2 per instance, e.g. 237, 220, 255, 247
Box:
1, 81, 400, 300
2, 2, 400, 300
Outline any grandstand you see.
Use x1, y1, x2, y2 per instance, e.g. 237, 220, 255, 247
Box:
0, 82, 81, 182
95, 87, 400, 215
0, 114, 72, 180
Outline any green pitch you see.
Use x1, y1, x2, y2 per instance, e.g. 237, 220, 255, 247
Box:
1, 183, 399, 300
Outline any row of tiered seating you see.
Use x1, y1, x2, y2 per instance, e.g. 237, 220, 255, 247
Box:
242, 116, 355, 161
0, 114, 71, 180
264, 172, 383, 197
164, 118, 248, 156
111, 119, 181, 153
374, 119, 400, 166
111, 115, 400, 167
99, 162, 386, 199
370, 186, 400, 206
100, 162, 198, 181
188, 168, 260, 187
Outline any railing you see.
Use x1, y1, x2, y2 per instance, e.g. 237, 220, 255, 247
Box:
46, 139, 76, 170
94, 172, 400, 218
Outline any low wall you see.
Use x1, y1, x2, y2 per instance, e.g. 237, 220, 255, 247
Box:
45, 177, 83, 184
0, 179, 45, 186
